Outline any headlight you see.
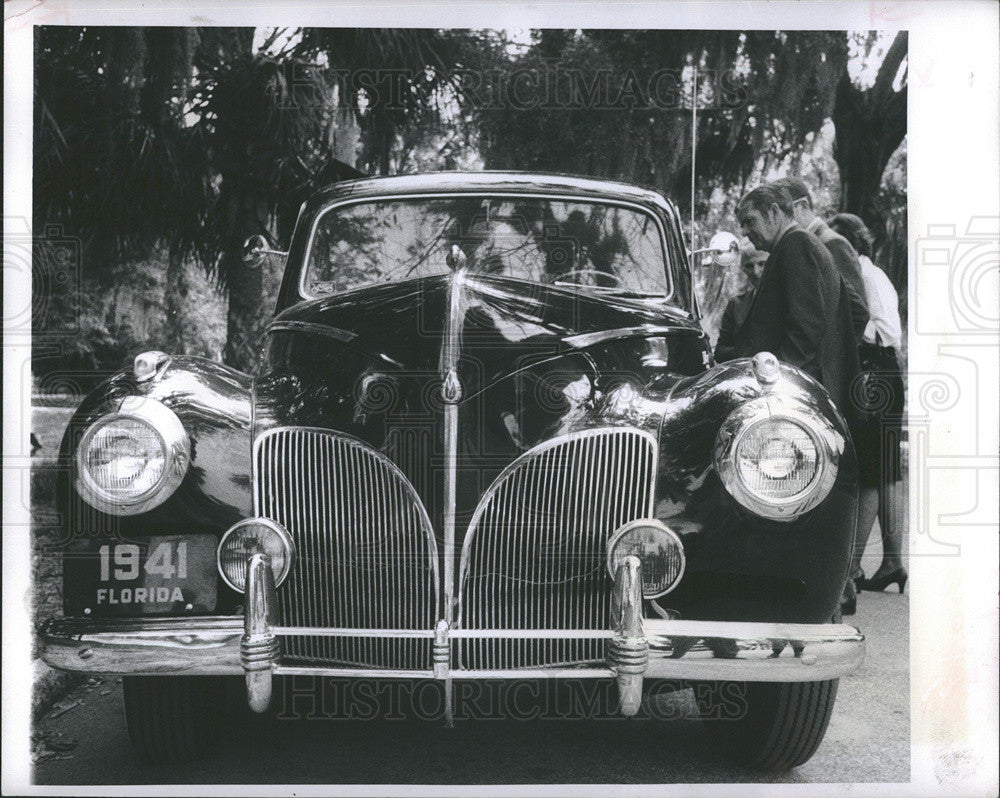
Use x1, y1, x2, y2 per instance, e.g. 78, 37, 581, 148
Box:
606, 519, 685, 598
736, 418, 818, 492
75, 396, 190, 515
217, 518, 295, 592
714, 398, 841, 521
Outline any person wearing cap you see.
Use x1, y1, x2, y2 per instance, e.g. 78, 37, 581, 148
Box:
772, 176, 869, 338
714, 245, 768, 362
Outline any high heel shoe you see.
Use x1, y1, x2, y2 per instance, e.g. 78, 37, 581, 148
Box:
839, 578, 858, 616
859, 568, 907, 593
851, 568, 866, 592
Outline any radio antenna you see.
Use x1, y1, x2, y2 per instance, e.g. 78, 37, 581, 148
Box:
690, 65, 698, 269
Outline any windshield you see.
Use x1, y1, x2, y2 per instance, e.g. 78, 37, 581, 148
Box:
302, 195, 671, 298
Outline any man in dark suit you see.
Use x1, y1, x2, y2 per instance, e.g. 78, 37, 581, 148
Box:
736, 183, 864, 616
733, 183, 861, 416
714, 245, 768, 362
773, 177, 869, 338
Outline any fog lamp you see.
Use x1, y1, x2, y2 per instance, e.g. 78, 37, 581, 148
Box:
606, 519, 685, 598
217, 518, 295, 592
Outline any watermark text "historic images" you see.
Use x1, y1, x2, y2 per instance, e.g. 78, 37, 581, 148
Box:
290, 64, 748, 112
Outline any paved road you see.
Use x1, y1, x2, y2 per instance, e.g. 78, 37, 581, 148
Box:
33, 589, 908, 786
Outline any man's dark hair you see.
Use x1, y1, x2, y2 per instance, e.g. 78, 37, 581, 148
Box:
772, 176, 813, 208
829, 213, 874, 258
738, 183, 794, 218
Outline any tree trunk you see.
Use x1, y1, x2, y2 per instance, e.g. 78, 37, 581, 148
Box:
164, 248, 189, 355
222, 192, 269, 372
832, 32, 907, 250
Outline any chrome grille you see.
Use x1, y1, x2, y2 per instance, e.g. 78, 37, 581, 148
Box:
457, 428, 657, 669
254, 427, 438, 669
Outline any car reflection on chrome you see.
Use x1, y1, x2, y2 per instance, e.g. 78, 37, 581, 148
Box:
41, 172, 863, 771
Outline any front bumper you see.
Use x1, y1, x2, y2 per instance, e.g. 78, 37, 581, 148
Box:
40, 555, 864, 717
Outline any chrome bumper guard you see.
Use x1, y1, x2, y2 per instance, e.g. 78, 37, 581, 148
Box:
40, 556, 864, 718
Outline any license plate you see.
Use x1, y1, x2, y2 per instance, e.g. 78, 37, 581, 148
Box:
66, 534, 217, 616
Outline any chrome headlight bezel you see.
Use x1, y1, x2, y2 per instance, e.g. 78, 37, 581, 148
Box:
74, 395, 190, 516
606, 518, 686, 598
217, 517, 296, 593
713, 397, 843, 521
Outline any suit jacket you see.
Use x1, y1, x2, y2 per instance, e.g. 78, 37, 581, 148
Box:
735, 226, 861, 417
714, 289, 754, 362
809, 219, 869, 338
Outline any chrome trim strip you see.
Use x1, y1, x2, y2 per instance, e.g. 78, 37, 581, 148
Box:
273, 627, 437, 638
439, 270, 470, 726
274, 666, 433, 678
266, 320, 358, 342
563, 326, 686, 349
451, 669, 616, 679
272, 627, 617, 639
40, 617, 864, 683
440, 269, 468, 632
449, 629, 616, 639
299, 192, 674, 302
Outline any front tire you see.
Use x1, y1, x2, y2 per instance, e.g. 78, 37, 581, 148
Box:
694, 679, 839, 771
122, 676, 228, 763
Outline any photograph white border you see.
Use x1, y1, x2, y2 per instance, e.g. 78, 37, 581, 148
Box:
4, 1, 998, 795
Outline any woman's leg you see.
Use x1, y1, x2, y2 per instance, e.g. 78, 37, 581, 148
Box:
843, 485, 879, 612
851, 485, 879, 577
873, 479, 906, 576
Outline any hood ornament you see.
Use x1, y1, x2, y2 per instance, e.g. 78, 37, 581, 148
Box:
446, 244, 468, 271
442, 368, 463, 404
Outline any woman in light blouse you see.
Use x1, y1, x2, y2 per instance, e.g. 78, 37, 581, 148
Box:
830, 213, 907, 595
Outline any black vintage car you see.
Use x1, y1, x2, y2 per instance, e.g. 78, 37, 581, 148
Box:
41, 172, 863, 771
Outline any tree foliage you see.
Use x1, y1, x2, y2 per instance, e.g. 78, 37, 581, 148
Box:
33, 26, 907, 379
470, 31, 849, 213
832, 31, 907, 296
34, 26, 459, 372
35, 27, 206, 264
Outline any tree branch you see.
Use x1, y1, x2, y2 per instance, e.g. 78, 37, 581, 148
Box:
872, 32, 907, 108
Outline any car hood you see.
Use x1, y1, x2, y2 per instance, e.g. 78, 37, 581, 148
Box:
267, 273, 704, 398
256, 272, 709, 540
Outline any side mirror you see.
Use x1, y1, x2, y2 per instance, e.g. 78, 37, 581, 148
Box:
707, 231, 740, 268
242, 234, 286, 268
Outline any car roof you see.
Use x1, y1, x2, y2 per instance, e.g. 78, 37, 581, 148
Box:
305, 171, 680, 218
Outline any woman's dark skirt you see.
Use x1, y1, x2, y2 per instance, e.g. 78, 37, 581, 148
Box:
852, 344, 905, 487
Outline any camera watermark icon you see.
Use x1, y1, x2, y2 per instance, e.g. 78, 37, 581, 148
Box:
914, 217, 999, 336
3, 218, 83, 338
906, 365, 999, 557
